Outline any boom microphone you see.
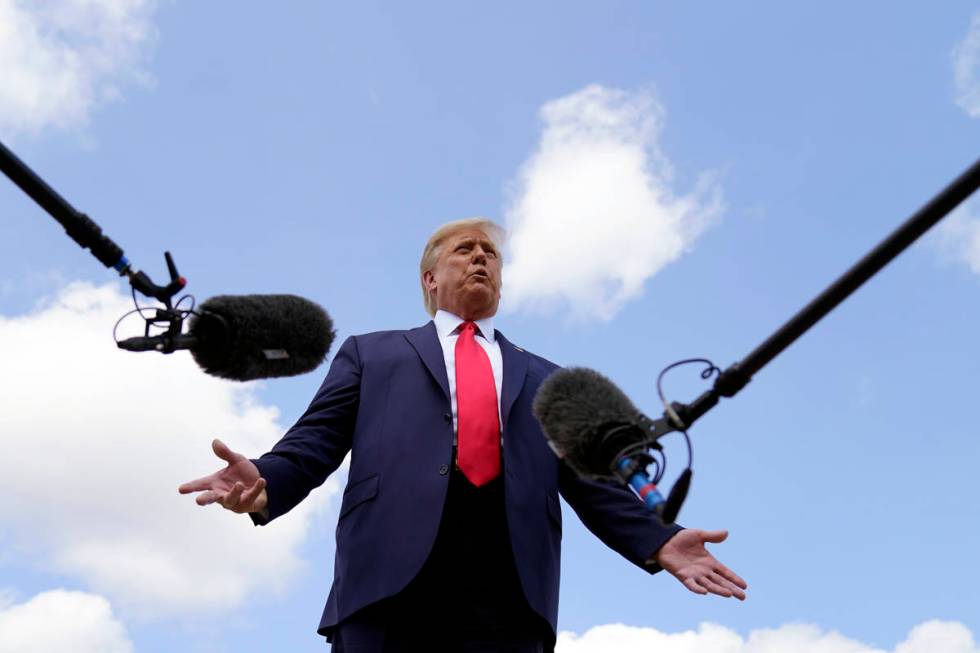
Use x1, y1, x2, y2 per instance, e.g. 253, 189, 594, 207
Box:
533, 367, 651, 480
119, 294, 335, 381
533, 367, 690, 523
188, 294, 335, 381
2, 140, 337, 382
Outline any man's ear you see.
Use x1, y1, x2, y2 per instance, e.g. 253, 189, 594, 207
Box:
422, 270, 437, 292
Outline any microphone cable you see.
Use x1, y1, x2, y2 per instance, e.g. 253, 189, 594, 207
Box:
112, 286, 198, 352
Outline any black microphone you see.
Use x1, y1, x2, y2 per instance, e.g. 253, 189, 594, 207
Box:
118, 294, 335, 381
533, 367, 690, 523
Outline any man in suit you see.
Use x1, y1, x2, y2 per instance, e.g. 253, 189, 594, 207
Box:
179, 218, 747, 652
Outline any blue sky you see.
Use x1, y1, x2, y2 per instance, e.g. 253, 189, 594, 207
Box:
1, 2, 979, 652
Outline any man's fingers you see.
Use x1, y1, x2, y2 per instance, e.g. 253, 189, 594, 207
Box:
709, 572, 746, 600
715, 564, 748, 589
222, 482, 244, 509
195, 490, 220, 506
238, 478, 266, 510
212, 438, 243, 465
178, 475, 214, 494
682, 578, 708, 595
696, 575, 733, 598
182, 476, 264, 513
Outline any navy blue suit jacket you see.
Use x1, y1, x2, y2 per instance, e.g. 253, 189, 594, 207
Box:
251, 321, 681, 637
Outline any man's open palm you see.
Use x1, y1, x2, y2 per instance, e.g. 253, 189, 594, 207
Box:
655, 529, 748, 600
178, 439, 267, 514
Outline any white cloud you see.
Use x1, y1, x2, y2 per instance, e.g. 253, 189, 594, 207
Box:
0, 0, 159, 136
557, 620, 977, 653
0, 590, 132, 653
953, 12, 980, 118
501, 84, 722, 321
933, 202, 980, 275
0, 282, 339, 616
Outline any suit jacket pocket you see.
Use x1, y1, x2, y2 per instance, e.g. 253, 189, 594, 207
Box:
339, 473, 380, 520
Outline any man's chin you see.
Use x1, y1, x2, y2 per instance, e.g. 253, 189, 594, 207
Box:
454, 291, 499, 319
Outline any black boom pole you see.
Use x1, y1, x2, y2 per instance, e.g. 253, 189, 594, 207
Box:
0, 139, 186, 304
0, 139, 126, 270
670, 156, 980, 430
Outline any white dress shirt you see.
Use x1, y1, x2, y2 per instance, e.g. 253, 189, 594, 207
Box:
433, 309, 504, 443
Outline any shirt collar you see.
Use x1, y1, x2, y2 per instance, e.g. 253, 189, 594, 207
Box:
434, 309, 496, 344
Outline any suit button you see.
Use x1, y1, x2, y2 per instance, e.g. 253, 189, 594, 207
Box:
443, 413, 452, 424
438, 464, 449, 475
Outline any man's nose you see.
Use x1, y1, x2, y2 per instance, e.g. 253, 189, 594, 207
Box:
472, 249, 487, 264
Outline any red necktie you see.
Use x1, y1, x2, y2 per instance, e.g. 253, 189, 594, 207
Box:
454, 321, 501, 486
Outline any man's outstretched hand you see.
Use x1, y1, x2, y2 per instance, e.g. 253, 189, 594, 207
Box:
178, 438, 268, 514
655, 529, 748, 600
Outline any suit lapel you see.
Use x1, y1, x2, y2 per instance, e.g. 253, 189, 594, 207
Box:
405, 322, 528, 426
496, 330, 528, 430
405, 321, 451, 403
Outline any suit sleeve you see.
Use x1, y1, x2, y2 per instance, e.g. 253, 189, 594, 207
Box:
250, 335, 361, 525
557, 449, 683, 574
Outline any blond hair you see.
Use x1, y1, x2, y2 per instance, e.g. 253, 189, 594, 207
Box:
419, 217, 506, 317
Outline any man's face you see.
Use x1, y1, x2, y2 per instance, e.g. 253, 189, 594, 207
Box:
423, 227, 502, 320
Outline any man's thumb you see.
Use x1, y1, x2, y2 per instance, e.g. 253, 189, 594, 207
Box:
212, 438, 240, 463
702, 529, 729, 544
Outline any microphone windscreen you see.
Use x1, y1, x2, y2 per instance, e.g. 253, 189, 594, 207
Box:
188, 294, 335, 381
533, 367, 651, 480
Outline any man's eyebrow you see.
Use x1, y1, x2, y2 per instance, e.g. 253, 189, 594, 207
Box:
453, 237, 496, 251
